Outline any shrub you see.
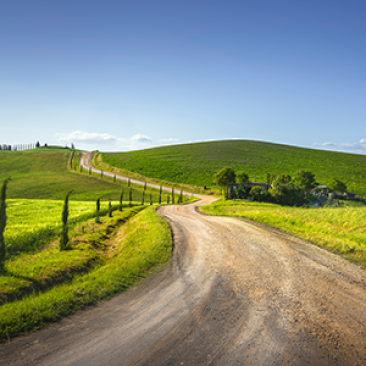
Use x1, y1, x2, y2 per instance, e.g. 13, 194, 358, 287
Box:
250, 187, 263, 202
269, 186, 303, 206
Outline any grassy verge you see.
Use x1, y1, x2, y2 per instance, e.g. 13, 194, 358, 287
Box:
0, 206, 172, 341
1, 207, 143, 304
5, 199, 142, 257
200, 200, 366, 267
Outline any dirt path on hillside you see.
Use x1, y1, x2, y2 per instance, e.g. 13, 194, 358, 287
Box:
79, 152, 203, 198
1, 155, 365, 365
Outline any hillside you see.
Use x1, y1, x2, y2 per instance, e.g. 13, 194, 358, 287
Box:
100, 140, 366, 194
0, 148, 160, 201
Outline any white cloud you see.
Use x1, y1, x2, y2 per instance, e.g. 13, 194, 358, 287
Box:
58, 130, 117, 144
56, 130, 186, 151
312, 139, 366, 154
130, 134, 152, 143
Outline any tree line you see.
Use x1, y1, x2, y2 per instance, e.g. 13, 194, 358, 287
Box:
213, 166, 350, 206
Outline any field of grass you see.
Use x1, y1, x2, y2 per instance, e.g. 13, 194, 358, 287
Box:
100, 140, 366, 195
4, 198, 134, 257
0, 148, 165, 201
0, 205, 172, 341
200, 200, 366, 267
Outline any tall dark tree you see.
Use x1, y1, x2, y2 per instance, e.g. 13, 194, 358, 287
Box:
36, 141, 40, 148
141, 191, 145, 205
293, 171, 317, 192
144, 182, 147, 191
178, 189, 184, 204
95, 198, 101, 223
108, 199, 112, 217
236, 171, 249, 183
172, 188, 175, 204
71, 143, 75, 149
213, 167, 236, 199
128, 178, 131, 187
0, 178, 10, 270
60, 191, 72, 251
150, 193, 152, 205
159, 185, 162, 204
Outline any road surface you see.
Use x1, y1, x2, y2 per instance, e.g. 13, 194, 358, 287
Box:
1, 154, 365, 365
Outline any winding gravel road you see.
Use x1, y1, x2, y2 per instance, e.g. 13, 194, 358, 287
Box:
1, 154, 365, 365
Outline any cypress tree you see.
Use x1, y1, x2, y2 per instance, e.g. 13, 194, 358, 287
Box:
108, 199, 112, 217
60, 191, 72, 251
150, 193, 152, 205
159, 185, 162, 204
89, 167, 91, 175
101, 170, 103, 178
114, 174, 116, 182
119, 190, 124, 211
128, 178, 131, 187
0, 178, 10, 270
129, 188, 132, 207
144, 182, 147, 191
172, 188, 175, 204
95, 198, 101, 223
167, 195, 170, 204
178, 189, 183, 204
141, 191, 145, 205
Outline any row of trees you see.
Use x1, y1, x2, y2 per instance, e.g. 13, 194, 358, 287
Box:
0, 142, 48, 151
0, 142, 76, 151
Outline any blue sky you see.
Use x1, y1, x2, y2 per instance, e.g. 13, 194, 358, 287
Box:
1, 0, 365, 153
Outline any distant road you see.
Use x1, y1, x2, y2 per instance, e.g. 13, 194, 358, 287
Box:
1, 152, 366, 365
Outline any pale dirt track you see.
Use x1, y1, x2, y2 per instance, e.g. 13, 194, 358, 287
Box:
1, 154, 366, 365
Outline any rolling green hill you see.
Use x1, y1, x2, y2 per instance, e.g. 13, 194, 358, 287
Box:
0, 148, 161, 201
100, 140, 366, 194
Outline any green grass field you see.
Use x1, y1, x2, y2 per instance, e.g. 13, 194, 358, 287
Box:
0, 148, 165, 201
100, 140, 366, 194
200, 200, 366, 268
0, 206, 172, 341
0, 147, 183, 340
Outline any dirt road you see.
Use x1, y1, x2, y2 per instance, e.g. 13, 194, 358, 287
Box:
1, 156, 365, 365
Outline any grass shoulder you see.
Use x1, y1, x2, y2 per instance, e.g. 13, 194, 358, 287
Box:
199, 199, 366, 268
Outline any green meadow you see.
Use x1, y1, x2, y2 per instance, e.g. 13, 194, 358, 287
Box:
0, 148, 164, 201
0, 206, 172, 341
0, 148, 181, 340
100, 140, 366, 194
200, 200, 366, 268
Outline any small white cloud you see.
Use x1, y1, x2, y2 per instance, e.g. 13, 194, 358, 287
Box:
130, 134, 152, 143
312, 139, 366, 154
58, 130, 117, 144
